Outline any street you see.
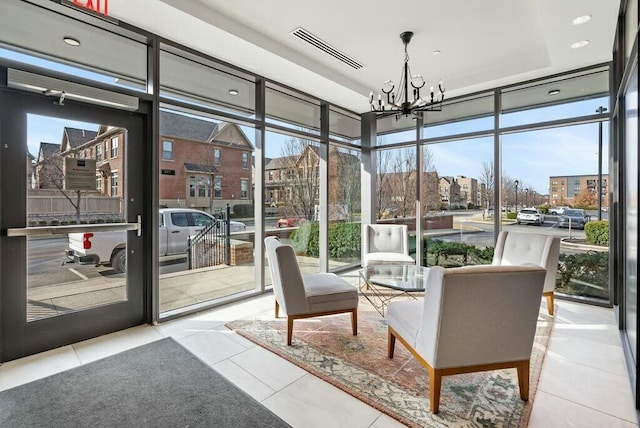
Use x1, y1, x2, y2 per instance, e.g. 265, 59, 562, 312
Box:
25, 212, 598, 289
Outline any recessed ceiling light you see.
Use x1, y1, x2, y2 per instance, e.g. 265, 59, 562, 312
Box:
432, 50, 441, 56
228, 89, 239, 96
571, 40, 590, 49
572, 15, 592, 26
63, 37, 80, 47
548, 89, 561, 96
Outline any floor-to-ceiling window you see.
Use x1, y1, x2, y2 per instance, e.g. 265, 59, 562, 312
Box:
157, 44, 258, 316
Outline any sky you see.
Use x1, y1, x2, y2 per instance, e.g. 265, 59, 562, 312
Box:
6, 47, 609, 197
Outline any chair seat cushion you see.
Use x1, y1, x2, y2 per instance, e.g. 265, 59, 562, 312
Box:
303, 273, 358, 313
364, 252, 414, 266
387, 300, 422, 349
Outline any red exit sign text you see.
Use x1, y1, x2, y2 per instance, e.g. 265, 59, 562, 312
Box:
72, 0, 109, 16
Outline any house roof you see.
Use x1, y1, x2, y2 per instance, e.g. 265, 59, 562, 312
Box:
37, 142, 61, 161
63, 128, 98, 150
160, 111, 218, 142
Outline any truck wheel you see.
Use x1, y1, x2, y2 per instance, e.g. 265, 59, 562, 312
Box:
111, 249, 127, 274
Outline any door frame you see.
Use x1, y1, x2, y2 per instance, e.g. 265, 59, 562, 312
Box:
0, 87, 149, 362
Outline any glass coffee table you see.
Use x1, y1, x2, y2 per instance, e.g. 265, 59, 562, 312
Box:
359, 264, 429, 316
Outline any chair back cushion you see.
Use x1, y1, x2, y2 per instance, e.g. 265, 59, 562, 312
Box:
492, 231, 560, 293
264, 237, 308, 315
416, 264, 545, 369
363, 224, 409, 254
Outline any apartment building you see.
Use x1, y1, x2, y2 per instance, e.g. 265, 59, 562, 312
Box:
549, 174, 609, 207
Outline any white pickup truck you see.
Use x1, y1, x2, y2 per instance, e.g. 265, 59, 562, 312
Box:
65, 208, 246, 273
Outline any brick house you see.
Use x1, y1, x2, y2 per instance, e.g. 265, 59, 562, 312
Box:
56, 112, 253, 213
159, 111, 253, 211
265, 145, 360, 220
61, 126, 123, 197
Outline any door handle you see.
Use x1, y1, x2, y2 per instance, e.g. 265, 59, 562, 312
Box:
171, 230, 180, 234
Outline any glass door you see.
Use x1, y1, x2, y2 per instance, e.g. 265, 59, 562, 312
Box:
0, 88, 147, 362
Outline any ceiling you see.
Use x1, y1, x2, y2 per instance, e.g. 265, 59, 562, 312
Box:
106, 0, 620, 115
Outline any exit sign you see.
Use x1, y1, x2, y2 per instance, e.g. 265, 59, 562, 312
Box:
65, 0, 109, 17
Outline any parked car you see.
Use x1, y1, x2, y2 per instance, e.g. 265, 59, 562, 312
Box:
557, 209, 590, 229
516, 208, 545, 226
548, 206, 568, 215
276, 217, 304, 228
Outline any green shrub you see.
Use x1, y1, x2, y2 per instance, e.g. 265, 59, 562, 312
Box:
96, 219, 105, 224
328, 223, 361, 259
585, 220, 609, 246
423, 237, 494, 267
290, 222, 361, 259
537, 206, 549, 214
557, 251, 609, 299
69, 220, 77, 225
233, 204, 254, 217
38, 220, 48, 226
60, 221, 69, 225
506, 212, 517, 220
49, 220, 59, 226
28, 220, 37, 227
290, 222, 319, 256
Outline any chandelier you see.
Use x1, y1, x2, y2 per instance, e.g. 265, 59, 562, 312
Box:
369, 31, 445, 119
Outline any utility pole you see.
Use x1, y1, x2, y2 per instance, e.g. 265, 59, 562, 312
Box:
596, 106, 607, 221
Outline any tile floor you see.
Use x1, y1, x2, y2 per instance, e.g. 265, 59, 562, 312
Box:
1, 294, 638, 427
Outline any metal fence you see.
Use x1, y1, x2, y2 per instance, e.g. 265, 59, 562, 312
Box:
187, 205, 231, 269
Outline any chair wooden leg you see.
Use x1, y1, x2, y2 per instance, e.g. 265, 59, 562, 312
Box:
286, 316, 294, 346
544, 292, 554, 316
275, 299, 280, 318
387, 328, 396, 358
516, 360, 530, 401
428, 366, 442, 414
351, 309, 358, 336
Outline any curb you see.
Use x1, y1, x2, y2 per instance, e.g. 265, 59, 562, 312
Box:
560, 237, 608, 252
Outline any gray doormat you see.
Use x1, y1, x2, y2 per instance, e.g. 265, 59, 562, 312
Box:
0, 337, 290, 428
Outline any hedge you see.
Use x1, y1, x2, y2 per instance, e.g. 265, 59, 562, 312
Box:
585, 220, 608, 246
557, 251, 609, 299
290, 222, 361, 259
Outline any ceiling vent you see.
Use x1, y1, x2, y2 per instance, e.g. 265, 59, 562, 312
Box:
290, 27, 364, 70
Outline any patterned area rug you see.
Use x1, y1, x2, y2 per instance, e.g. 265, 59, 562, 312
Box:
226, 303, 553, 427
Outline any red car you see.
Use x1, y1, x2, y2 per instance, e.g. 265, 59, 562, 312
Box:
276, 218, 302, 228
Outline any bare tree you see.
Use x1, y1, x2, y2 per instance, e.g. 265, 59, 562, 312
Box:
421, 147, 440, 213
375, 149, 394, 219
390, 148, 417, 218
331, 147, 361, 221
37, 152, 84, 223
479, 159, 494, 209
279, 137, 320, 221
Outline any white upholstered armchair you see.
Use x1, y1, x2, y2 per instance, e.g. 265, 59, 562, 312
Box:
492, 230, 560, 315
265, 237, 359, 345
362, 224, 414, 268
387, 264, 546, 414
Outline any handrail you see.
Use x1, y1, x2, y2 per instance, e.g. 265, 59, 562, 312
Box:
5, 216, 142, 237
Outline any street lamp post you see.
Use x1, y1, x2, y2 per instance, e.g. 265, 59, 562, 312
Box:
596, 106, 607, 221
514, 179, 519, 212
525, 188, 529, 207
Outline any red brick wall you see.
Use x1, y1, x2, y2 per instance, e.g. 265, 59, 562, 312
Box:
159, 137, 251, 201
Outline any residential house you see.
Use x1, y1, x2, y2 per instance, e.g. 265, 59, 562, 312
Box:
456, 175, 480, 208
439, 176, 462, 209
34, 142, 63, 189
